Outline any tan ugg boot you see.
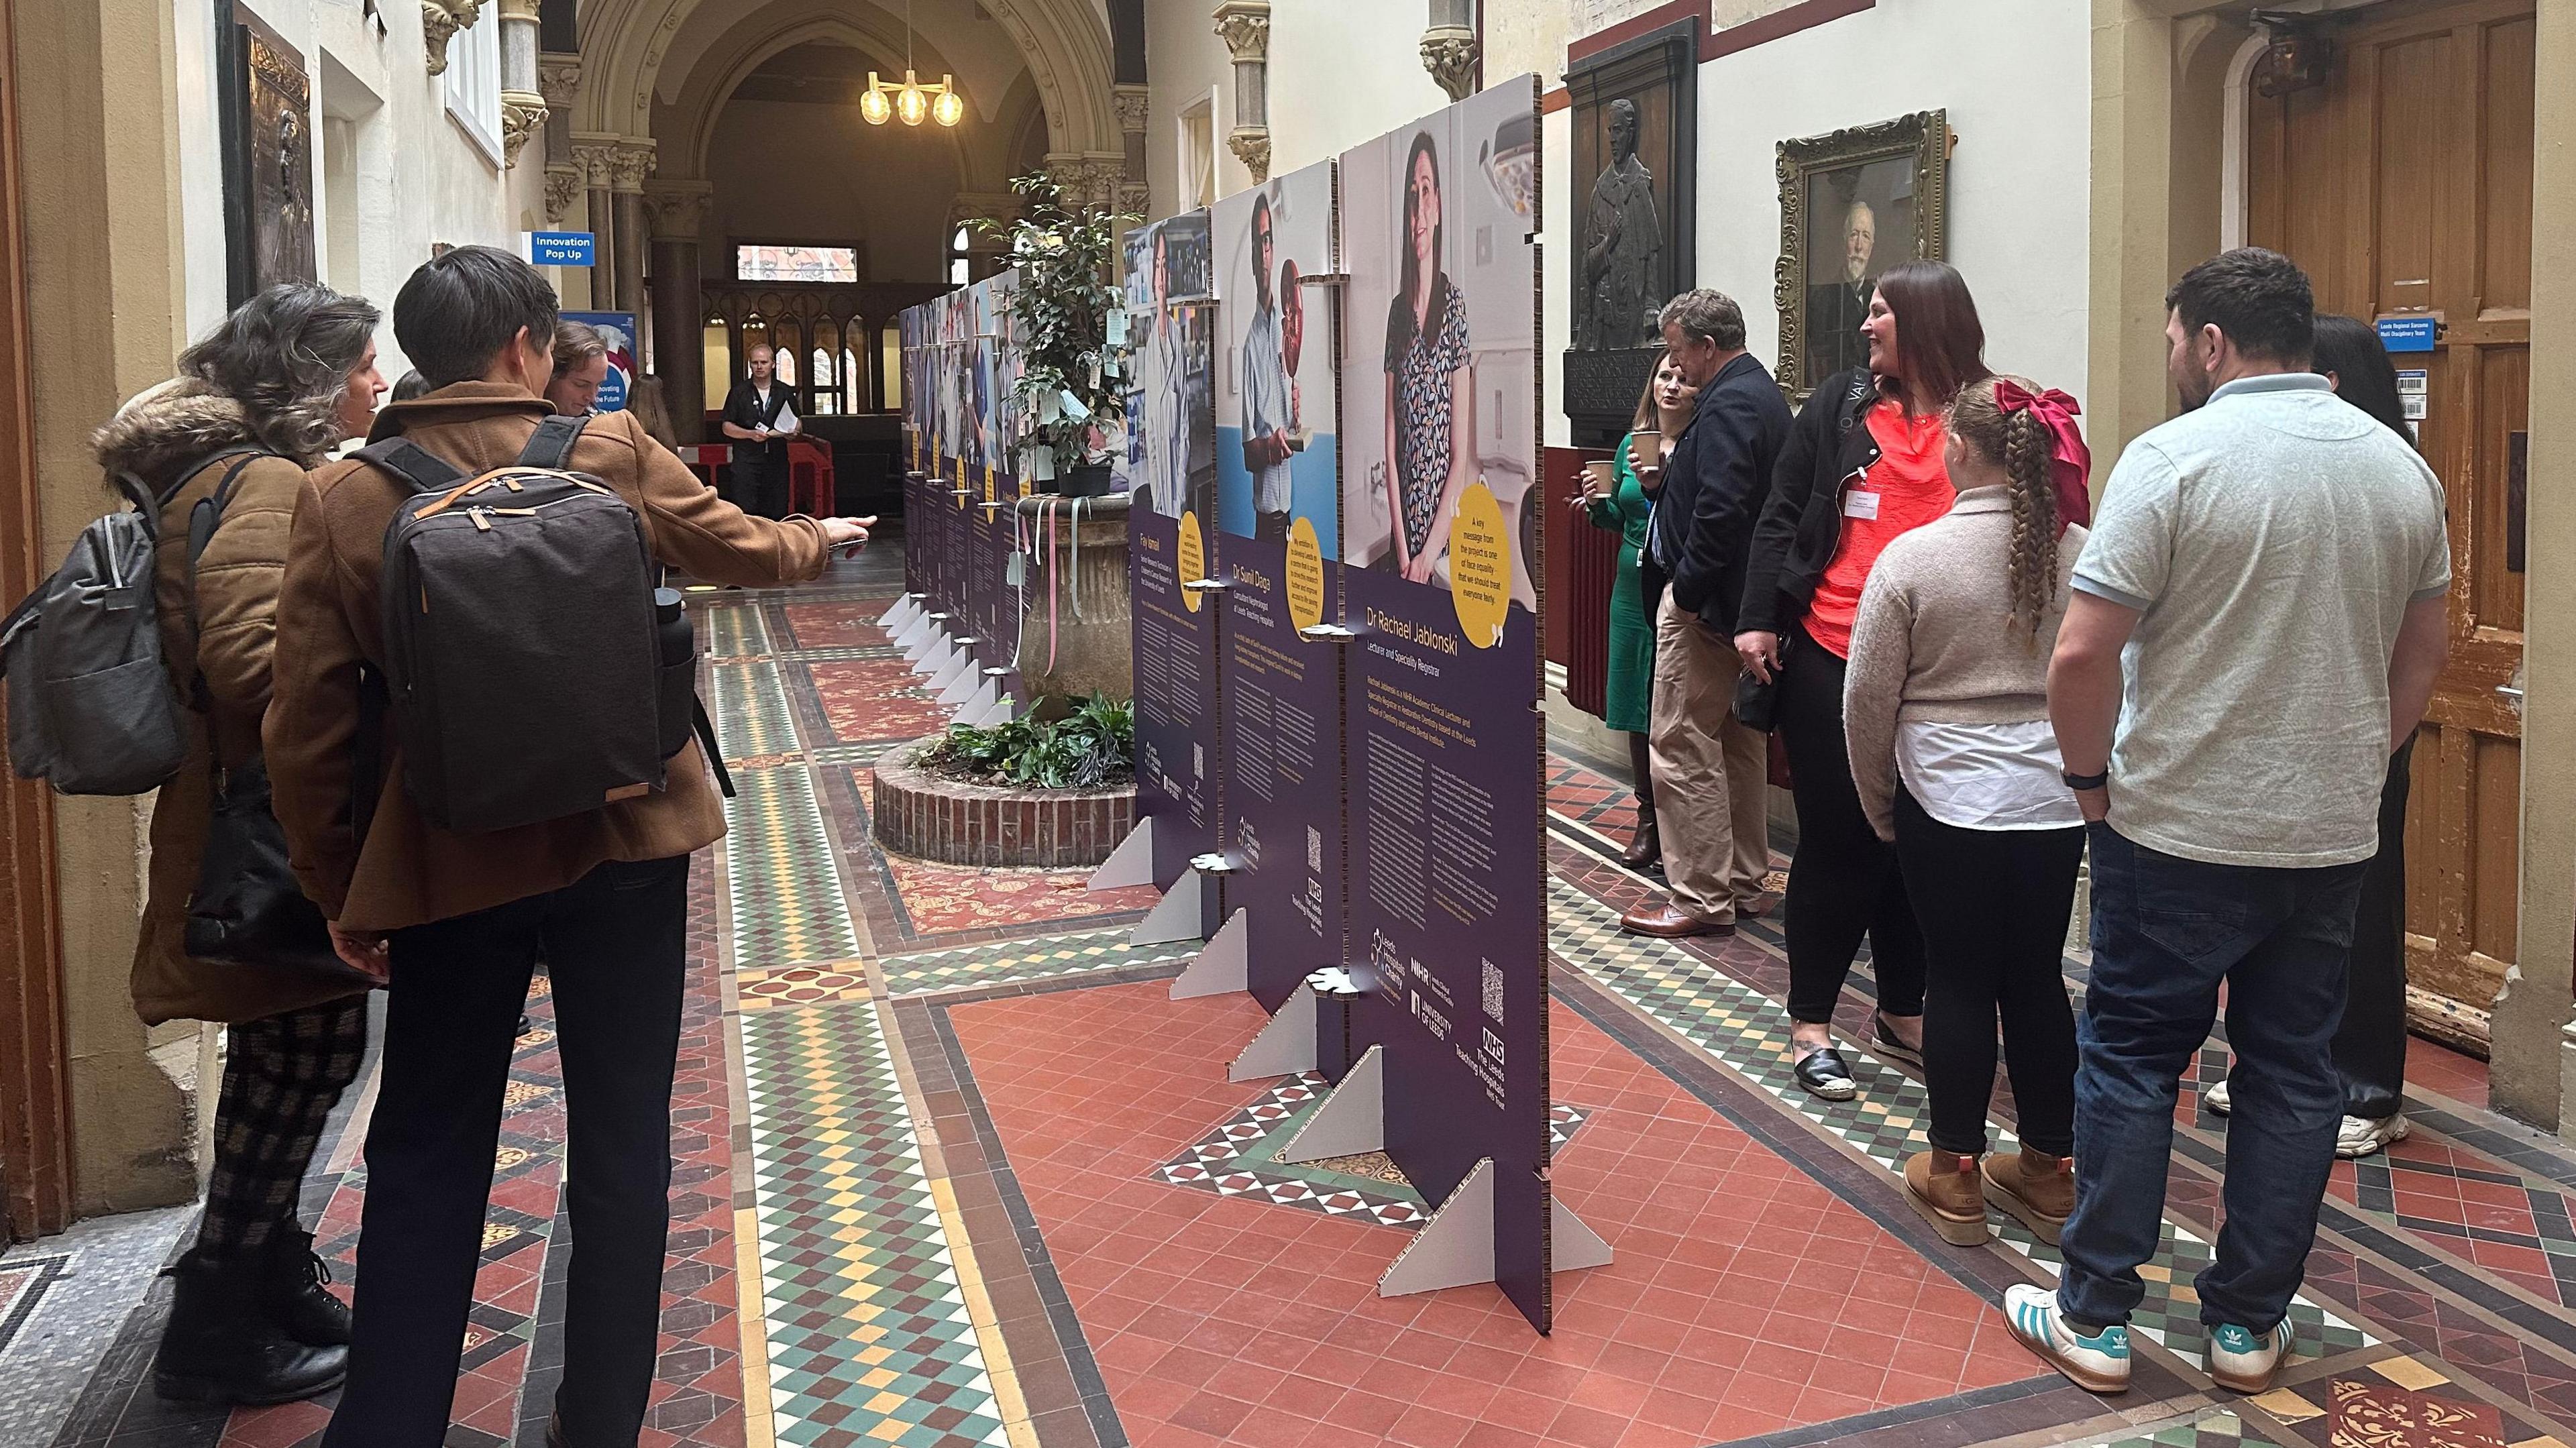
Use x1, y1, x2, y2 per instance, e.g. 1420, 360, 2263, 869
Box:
1904, 1150, 1991, 1245
1984, 1149, 2076, 1245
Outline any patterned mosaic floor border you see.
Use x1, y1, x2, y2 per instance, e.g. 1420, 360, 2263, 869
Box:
1151, 1073, 1590, 1229
739, 996, 1010, 1448
876, 929, 1195, 999
723, 764, 863, 968
1543, 873, 2373, 1374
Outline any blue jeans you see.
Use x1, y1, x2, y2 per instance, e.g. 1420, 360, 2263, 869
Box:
2057, 823, 2364, 1333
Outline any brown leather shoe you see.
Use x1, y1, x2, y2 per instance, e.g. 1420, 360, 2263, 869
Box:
1983, 1150, 2076, 1245
1904, 1150, 1991, 1245
1618, 901, 1735, 938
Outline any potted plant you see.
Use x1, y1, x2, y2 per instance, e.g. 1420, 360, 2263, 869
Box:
979, 173, 1134, 497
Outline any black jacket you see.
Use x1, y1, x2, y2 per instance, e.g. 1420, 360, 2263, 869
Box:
723, 379, 795, 465
1651, 351, 1793, 634
1737, 367, 1884, 638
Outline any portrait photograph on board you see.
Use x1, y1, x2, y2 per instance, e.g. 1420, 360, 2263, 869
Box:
1213, 162, 1339, 553
1341, 85, 1540, 608
1122, 218, 1218, 522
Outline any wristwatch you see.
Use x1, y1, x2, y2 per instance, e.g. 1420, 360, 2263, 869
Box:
2061, 769, 2109, 791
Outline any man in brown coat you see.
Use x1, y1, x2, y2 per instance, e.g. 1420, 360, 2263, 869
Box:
266, 245, 870, 1447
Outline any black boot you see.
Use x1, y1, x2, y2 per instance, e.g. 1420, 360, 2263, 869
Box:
152, 1247, 347, 1404
259, 1225, 354, 1346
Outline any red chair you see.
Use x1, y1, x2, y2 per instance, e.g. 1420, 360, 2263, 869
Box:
786, 437, 835, 516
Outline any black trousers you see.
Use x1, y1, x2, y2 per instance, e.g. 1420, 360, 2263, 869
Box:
1776, 629, 1925, 1023
2334, 740, 2414, 1118
1896, 791, 2084, 1157
732, 453, 788, 520
322, 856, 690, 1448
1256, 508, 1291, 543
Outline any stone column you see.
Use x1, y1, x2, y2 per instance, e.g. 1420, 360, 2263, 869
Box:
1213, 2, 1271, 184
1421, 0, 1477, 102
571, 133, 618, 304
496, 0, 544, 167
610, 140, 653, 322
1113, 84, 1150, 220
646, 182, 714, 442
537, 55, 582, 227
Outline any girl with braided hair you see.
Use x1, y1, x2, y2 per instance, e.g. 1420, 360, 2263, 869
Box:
1841, 372, 2094, 1248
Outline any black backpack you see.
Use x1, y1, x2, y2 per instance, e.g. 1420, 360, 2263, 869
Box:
353, 414, 727, 836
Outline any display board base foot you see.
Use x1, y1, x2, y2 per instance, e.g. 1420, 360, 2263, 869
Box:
1377, 1164, 1615, 1301
967, 687, 1016, 728
902, 615, 949, 663
879, 594, 922, 630
1130, 867, 1206, 946
1229, 982, 1318, 1080
930, 653, 979, 703
892, 611, 930, 650
1170, 908, 1248, 999
1279, 1044, 1382, 1162
1087, 819, 1155, 891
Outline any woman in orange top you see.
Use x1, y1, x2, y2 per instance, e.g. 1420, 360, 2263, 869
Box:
1735, 260, 1993, 1100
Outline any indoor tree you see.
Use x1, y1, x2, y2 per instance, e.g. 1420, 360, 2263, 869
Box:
978, 172, 1135, 491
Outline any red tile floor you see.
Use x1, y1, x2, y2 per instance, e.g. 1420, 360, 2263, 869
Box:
948, 981, 2037, 1448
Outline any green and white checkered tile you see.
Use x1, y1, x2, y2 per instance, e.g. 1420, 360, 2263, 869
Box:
1545, 877, 2371, 1368
878, 927, 1194, 997
741, 996, 1007, 1448
710, 659, 800, 761
813, 741, 904, 768
771, 645, 905, 664
703, 600, 771, 659
723, 765, 862, 967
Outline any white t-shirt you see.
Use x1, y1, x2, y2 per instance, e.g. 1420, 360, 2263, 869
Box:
2072, 373, 2450, 867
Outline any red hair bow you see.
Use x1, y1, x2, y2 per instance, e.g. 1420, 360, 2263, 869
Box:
1991, 380, 2092, 534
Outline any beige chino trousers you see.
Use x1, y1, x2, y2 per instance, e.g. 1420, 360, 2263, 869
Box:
1648, 591, 1772, 922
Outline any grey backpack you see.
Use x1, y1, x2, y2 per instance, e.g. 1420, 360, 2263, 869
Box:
353, 414, 724, 835
0, 451, 266, 795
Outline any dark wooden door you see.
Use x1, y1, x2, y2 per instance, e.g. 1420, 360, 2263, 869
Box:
2246, 0, 2534, 1050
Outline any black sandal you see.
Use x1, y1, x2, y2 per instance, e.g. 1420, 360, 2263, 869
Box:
1872, 1011, 1923, 1068
1794, 1046, 1858, 1101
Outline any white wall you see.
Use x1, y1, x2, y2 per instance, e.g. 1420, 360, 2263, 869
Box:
1265, 10, 1450, 186
173, 0, 538, 380
1680, 0, 2093, 406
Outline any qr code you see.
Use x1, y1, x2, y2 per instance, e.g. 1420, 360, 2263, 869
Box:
1481, 959, 1503, 1023
1307, 826, 1322, 871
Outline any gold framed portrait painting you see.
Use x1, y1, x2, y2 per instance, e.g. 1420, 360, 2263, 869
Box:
1774, 110, 1949, 397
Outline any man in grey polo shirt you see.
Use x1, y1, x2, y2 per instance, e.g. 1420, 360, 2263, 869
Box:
2001, 249, 2451, 1398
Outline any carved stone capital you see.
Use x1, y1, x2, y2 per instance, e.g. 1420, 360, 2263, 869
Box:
606, 138, 657, 193
495, 0, 539, 21
535, 54, 582, 109
1227, 127, 1272, 184
1112, 83, 1150, 135
543, 164, 583, 223
1212, 1, 1271, 61
1042, 155, 1126, 213
1420, 25, 1478, 102
500, 92, 547, 167
569, 135, 619, 188
644, 180, 716, 239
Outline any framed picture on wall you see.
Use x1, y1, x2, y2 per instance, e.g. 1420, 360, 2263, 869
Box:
1773, 110, 1949, 398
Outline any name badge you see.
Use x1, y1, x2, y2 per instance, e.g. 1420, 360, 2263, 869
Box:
1844, 490, 1881, 521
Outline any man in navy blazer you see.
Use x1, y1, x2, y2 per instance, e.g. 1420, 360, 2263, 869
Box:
1623, 290, 1794, 939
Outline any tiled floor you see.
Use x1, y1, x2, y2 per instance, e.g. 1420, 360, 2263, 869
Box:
33, 551, 2576, 1448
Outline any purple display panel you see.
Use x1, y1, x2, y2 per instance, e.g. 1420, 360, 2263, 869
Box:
1337, 80, 1548, 1330
1123, 239, 1221, 887
1214, 161, 1344, 1010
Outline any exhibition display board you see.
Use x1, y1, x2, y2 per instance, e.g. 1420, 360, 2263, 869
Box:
892, 274, 1025, 725
1211, 160, 1344, 1012
1120, 216, 1222, 891
893, 78, 1589, 1333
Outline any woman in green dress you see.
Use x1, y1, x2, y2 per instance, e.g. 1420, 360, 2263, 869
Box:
1569, 352, 1697, 867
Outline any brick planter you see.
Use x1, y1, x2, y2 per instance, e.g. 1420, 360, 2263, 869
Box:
871, 737, 1134, 869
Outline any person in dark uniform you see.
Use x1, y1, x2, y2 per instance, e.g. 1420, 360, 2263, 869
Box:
720, 343, 796, 518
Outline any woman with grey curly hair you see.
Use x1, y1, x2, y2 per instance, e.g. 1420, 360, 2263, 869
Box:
95, 281, 386, 1404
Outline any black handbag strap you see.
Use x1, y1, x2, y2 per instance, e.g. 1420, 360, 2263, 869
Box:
352, 663, 386, 846
693, 695, 734, 799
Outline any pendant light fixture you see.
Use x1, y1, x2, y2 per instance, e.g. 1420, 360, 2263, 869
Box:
861, 0, 963, 129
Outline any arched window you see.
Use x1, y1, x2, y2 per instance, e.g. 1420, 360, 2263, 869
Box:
949, 224, 972, 286
810, 319, 839, 415
843, 345, 863, 414
771, 319, 800, 389
700, 319, 731, 414
879, 326, 902, 411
